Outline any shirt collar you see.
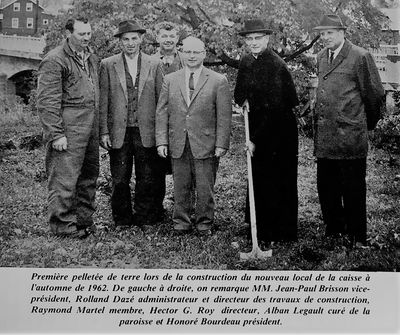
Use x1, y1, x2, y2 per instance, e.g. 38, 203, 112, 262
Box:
330, 39, 345, 58
185, 65, 203, 77
124, 52, 139, 63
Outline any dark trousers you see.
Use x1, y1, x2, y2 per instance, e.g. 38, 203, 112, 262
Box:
46, 127, 99, 234
172, 138, 218, 229
109, 127, 165, 225
317, 158, 367, 243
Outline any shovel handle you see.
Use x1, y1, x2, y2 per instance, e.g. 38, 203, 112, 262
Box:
243, 101, 258, 250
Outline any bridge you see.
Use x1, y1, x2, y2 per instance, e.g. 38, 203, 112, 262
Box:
0, 34, 46, 103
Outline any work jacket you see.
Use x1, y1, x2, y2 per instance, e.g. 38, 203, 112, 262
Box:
37, 39, 100, 142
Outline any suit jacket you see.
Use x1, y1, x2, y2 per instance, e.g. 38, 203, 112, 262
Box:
156, 67, 232, 159
99, 52, 163, 149
314, 39, 385, 159
151, 50, 184, 75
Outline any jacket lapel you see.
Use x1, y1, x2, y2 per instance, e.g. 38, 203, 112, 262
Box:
114, 53, 127, 101
138, 53, 150, 100
322, 40, 352, 78
189, 68, 209, 105
178, 70, 189, 107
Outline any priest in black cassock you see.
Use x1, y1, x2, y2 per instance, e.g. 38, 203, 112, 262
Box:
234, 19, 299, 244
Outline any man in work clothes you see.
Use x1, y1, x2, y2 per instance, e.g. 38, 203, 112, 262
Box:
99, 20, 164, 227
313, 14, 385, 247
37, 17, 100, 238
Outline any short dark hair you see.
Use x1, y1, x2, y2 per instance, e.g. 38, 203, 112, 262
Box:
154, 21, 178, 35
65, 16, 89, 33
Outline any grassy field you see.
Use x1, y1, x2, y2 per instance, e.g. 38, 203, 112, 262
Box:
0, 108, 399, 271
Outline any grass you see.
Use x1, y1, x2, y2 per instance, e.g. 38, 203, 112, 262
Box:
0, 110, 399, 271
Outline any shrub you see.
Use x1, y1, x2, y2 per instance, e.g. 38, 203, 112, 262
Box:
0, 97, 36, 126
371, 103, 400, 152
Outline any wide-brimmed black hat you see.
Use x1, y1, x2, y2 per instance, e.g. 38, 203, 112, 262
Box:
114, 20, 146, 37
313, 14, 347, 30
239, 19, 273, 36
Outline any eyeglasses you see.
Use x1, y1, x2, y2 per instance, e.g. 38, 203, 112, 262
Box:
182, 50, 205, 55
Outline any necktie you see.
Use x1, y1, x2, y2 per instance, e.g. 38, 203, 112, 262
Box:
189, 72, 194, 99
329, 50, 334, 65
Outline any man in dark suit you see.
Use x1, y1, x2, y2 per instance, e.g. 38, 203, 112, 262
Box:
234, 19, 299, 244
99, 20, 164, 227
156, 36, 232, 234
313, 14, 385, 247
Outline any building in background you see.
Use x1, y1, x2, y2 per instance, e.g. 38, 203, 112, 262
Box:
370, 7, 400, 103
0, 0, 54, 36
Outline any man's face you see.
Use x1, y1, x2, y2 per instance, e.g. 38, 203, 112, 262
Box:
120, 32, 142, 57
157, 28, 179, 53
320, 29, 344, 50
244, 33, 269, 56
67, 20, 92, 51
182, 39, 206, 70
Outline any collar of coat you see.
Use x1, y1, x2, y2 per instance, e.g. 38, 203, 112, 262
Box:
153, 49, 184, 67
240, 47, 287, 70
175, 66, 211, 107
319, 39, 352, 78
63, 39, 97, 65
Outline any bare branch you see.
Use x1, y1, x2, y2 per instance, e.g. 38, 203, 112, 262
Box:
334, 1, 344, 13
187, 6, 202, 29
196, 2, 214, 24
283, 35, 320, 62
175, 3, 202, 29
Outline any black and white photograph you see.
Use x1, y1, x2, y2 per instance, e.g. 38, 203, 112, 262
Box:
0, 0, 399, 333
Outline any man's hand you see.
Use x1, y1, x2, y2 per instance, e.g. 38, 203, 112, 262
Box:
215, 147, 227, 158
157, 145, 168, 158
52, 136, 68, 151
100, 134, 112, 150
246, 141, 255, 157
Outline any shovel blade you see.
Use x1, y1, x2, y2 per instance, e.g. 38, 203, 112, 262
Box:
240, 247, 272, 260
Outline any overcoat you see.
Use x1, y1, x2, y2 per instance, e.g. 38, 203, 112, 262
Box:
99, 52, 163, 149
234, 48, 299, 242
314, 39, 385, 159
156, 67, 232, 159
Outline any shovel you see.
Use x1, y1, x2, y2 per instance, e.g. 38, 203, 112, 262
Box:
239, 100, 272, 260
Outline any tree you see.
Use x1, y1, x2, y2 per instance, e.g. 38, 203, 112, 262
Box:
44, 0, 388, 106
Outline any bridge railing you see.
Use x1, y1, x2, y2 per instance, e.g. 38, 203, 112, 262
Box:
0, 34, 46, 54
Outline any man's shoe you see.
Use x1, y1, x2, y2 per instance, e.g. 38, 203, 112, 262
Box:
196, 223, 212, 236
55, 226, 91, 239
173, 222, 192, 234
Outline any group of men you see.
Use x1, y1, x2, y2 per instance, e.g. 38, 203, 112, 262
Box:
37, 14, 384, 249
37, 18, 231, 238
